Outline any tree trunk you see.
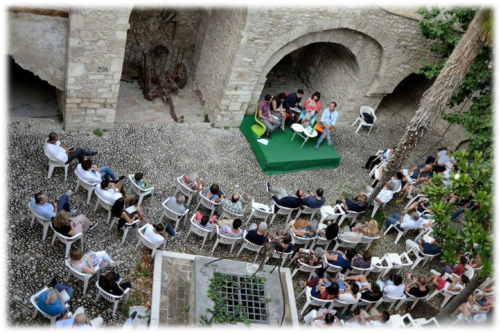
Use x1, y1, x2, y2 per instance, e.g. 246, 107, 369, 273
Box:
435, 275, 486, 323
368, 8, 489, 203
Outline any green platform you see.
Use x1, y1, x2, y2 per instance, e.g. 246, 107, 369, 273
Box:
240, 115, 341, 175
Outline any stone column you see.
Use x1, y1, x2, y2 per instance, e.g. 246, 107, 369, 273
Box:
64, 7, 132, 131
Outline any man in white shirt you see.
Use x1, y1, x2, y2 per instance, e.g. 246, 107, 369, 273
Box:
385, 211, 428, 232
358, 309, 392, 327
376, 274, 405, 298
44, 132, 97, 165
55, 307, 103, 329
76, 159, 124, 184
95, 180, 124, 204
144, 224, 167, 246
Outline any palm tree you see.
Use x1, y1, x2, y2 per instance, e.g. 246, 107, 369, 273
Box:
368, 7, 492, 322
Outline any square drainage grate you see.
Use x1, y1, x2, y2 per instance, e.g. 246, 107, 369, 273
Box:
216, 274, 269, 323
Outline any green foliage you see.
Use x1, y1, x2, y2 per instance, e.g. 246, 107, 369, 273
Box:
422, 150, 492, 278
416, 7, 493, 158
224, 126, 230, 130
93, 129, 103, 137
204, 114, 210, 123
179, 116, 185, 123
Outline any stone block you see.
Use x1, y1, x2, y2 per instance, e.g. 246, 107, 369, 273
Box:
80, 103, 102, 108
111, 84, 120, 93
69, 38, 80, 46
66, 104, 79, 109
237, 94, 252, 103
90, 99, 106, 103
98, 88, 110, 93
67, 77, 76, 84
101, 93, 113, 98
68, 63, 85, 77
116, 31, 128, 40
89, 75, 106, 80
71, 15, 85, 28
67, 85, 83, 90
111, 59, 124, 72
66, 99, 82, 103
96, 108, 110, 115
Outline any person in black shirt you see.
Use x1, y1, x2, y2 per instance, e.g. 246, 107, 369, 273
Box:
267, 182, 304, 213
405, 274, 430, 298
336, 194, 368, 213
342, 274, 383, 302
98, 271, 131, 296
245, 222, 268, 246
284, 89, 304, 125
272, 233, 294, 253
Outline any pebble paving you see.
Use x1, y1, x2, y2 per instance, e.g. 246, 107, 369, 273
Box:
7, 115, 450, 326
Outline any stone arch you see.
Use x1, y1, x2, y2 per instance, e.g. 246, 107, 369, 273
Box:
249, 28, 385, 111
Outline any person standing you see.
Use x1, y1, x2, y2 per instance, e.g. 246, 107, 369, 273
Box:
315, 102, 338, 149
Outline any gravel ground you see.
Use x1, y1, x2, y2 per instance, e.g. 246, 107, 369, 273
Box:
7, 116, 450, 326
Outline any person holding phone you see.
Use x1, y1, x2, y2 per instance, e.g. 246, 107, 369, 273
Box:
44, 132, 97, 165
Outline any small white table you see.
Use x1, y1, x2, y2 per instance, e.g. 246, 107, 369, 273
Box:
291, 124, 318, 148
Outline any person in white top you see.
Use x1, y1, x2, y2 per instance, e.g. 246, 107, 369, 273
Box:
358, 309, 392, 326
376, 274, 405, 298
44, 132, 97, 165
144, 224, 167, 246
365, 181, 395, 206
55, 307, 104, 329
96, 180, 136, 204
385, 211, 430, 232
338, 283, 361, 303
76, 159, 125, 184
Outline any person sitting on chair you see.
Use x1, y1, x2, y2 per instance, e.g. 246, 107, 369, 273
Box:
405, 238, 442, 257
272, 232, 294, 253
284, 89, 304, 125
180, 172, 204, 191
360, 219, 379, 237
245, 222, 269, 246
314, 102, 338, 150
266, 182, 303, 212
76, 159, 124, 184
96, 179, 136, 205
143, 223, 169, 246
111, 198, 148, 232
405, 273, 430, 298
302, 91, 321, 127
290, 219, 318, 239
44, 132, 97, 165
336, 193, 368, 213
133, 172, 155, 190
52, 211, 96, 237
302, 188, 325, 209
38, 284, 72, 317
69, 247, 116, 274
165, 194, 188, 216
203, 184, 224, 203
258, 94, 281, 138
221, 193, 248, 216
271, 93, 287, 131
55, 307, 104, 329
220, 219, 243, 238
363, 147, 396, 170
30, 190, 76, 219
196, 215, 215, 231
339, 222, 363, 243
98, 271, 131, 296
365, 181, 395, 207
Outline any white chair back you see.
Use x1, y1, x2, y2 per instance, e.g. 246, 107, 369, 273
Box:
50, 223, 83, 258
288, 229, 313, 247
353, 106, 377, 134
371, 255, 393, 278
237, 230, 265, 262
185, 214, 213, 250
136, 224, 165, 259
266, 249, 293, 267
29, 202, 52, 241
211, 225, 243, 254
175, 175, 197, 205
94, 189, 115, 224
310, 235, 332, 251
269, 203, 297, 225
295, 205, 321, 220
95, 281, 130, 316
160, 197, 189, 230
322, 254, 343, 275
220, 204, 244, 221
292, 258, 322, 279
74, 169, 99, 204
44, 148, 69, 181
360, 234, 380, 250
319, 204, 345, 225
374, 294, 406, 311
348, 263, 374, 276
128, 174, 154, 206
194, 191, 221, 217
65, 258, 96, 294
333, 236, 360, 251
246, 200, 272, 224
386, 252, 413, 273
30, 287, 67, 326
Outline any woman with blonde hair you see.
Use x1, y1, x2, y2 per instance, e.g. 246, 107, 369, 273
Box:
52, 211, 96, 237
69, 247, 116, 274
362, 219, 379, 237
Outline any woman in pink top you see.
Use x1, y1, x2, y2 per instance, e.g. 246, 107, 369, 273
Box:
302, 91, 321, 126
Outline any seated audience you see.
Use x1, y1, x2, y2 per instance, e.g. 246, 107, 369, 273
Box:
405, 273, 430, 298
406, 238, 442, 257
165, 194, 188, 215
302, 188, 325, 209
38, 283, 73, 317
336, 193, 368, 213
221, 193, 248, 216
30, 190, 75, 219
55, 307, 104, 328
266, 182, 303, 212
364, 147, 395, 170
220, 219, 243, 238
342, 274, 383, 302
403, 196, 431, 217
133, 172, 155, 190
438, 255, 469, 276
376, 274, 405, 298
98, 271, 131, 296
316, 220, 339, 240
322, 248, 357, 269
196, 214, 215, 232
366, 181, 395, 206
358, 309, 392, 327
245, 222, 268, 246
303, 309, 338, 327
44, 132, 97, 165
111, 198, 147, 232
290, 219, 317, 239
96, 179, 136, 204
338, 283, 361, 303
143, 223, 170, 245
451, 295, 493, 324
294, 248, 322, 267
430, 147, 454, 172
179, 172, 204, 191
272, 233, 294, 253
360, 219, 379, 237
351, 250, 372, 269
258, 94, 281, 138
385, 211, 428, 231
203, 184, 224, 203
339, 222, 363, 243
430, 271, 470, 293
52, 211, 96, 237
76, 159, 124, 183
69, 248, 115, 274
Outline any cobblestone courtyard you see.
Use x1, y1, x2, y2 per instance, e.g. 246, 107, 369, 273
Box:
7, 115, 450, 326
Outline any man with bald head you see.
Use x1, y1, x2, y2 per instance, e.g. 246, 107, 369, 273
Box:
221, 192, 249, 216
55, 307, 103, 328
266, 182, 304, 213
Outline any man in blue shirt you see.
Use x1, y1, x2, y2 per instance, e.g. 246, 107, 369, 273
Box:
315, 102, 339, 149
29, 190, 75, 220
302, 188, 326, 209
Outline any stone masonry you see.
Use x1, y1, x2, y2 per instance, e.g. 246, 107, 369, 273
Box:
64, 7, 132, 131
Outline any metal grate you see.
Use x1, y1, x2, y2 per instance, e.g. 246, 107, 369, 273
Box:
216, 274, 269, 323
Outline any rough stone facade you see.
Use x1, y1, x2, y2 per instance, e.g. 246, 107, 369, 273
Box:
64, 7, 132, 131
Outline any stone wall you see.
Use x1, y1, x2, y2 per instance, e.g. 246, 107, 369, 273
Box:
64, 7, 132, 131
124, 7, 203, 74
8, 12, 68, 90
297, 43, 360, 110
210, 6, 438, 126
193, 8, 247, 121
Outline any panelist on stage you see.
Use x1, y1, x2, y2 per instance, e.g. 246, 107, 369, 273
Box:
315, 102, 339, 150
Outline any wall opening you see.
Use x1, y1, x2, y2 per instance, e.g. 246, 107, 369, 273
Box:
8, 56, 60, 119
260, 42, 359, 114
116, 7, 206, 124
376, 73, 434, 120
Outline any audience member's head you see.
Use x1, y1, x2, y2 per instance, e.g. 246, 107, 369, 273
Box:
351, 283, 360, 295
48, 132, 58, 142
200, 216, 210, 226
297, 89, 304, 97
371, 283, 381, 295
358, 194, 367, 203
366, 219, 379, 236
410, 211, 420, 221
325, 222, 339, 241
53, 211, 70, 229
176, 193, 186, 204
100, 179, 110, 189
311, 91, 321, 101
460, 256, 468, 265
418, 276, 427, 286
70, 247, 84, 261
393, 274, 403, 286
231, 194, 240, 203
295, 189, 304, 198
155, 223, 165, 232
111, 198, 126, 218
258, 222, 268, 233
264, 94, 272, 102
396, 171, 404, 180
81, 159, 93, 171
346, 248, 357, 260
381, 311, 390, 323
210, 184, 220, 195
232, 219, 242, 230
316, 188, 324, 197
326, 283, 339, 297
74, 314, 88, 326
324, 313, 335, 325
34, 192, 46, 204
134, 173, 143, 182
45, 288, 60, 305
100, 271, 117, 290
362, 250, 372, 262
461, 275, 470, 285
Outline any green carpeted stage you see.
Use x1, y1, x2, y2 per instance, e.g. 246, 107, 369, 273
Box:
240, 115, 341, 175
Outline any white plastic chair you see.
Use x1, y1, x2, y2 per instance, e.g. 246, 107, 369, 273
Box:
50, 223, 83, 258
265, 249, 293, 267
406, 244, 440, 269
194, 191, 220, 218
136, 224, 166, 260
184, 214, 214, 250
269, 203, 297, 225
427, 273, 462, 308
370, 255, 393, 279
94, 189, 116, 224
219, 204, 244, 221
65, 258, 98, 294
237, 230, 264, 262
414, 317, 441, 328
174, 175, 197, 206
352, 106, 377, 134
404, 194, 424, 210
290, 255, 322, 279
374, 294, 406, 311
211, 225, 243, 254
160, 197, 189, 230
296, 286, 334, 315
319, 204, 345, 225
383, 252, 413, 277
29, 202, 52, 241
332, 236, 360, 251
332, 298, 358, 310
360, 234, 380, 250
414, 226, 433, 242
74, 170, 99, 204
45, 149, 69, 181
338, 205, 366, 225
350, 298, 378, 311
390, 313, 418, 328
321, 254, 343, 276
288, 229, 313, 249
347, 262, 374, 276
30, 287, 68, 326
246, 200, 273, 224
309, 235, 333, 251
94, 281, 130, 316
384, 223, 409, 244
109, 217, 140, 244
128, 174, 154, 206
396, 291, 428, 310
295, 205, 321, 220
369, 162, 387, 188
